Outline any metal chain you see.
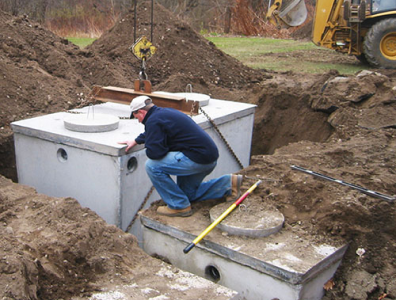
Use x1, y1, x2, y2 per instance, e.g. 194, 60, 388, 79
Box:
183, 84, 243, 169
125, 185, 155, 232
199, 107, 244, 170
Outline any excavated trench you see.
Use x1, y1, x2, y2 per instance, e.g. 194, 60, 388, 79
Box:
251, 90, 334, 155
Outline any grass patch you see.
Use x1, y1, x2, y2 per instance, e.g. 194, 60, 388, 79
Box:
206, 36, 368, 74
67, 37, 96, 48
207, 36, 315, 57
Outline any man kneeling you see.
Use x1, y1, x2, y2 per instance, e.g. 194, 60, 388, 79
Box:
119, 96, 243, 217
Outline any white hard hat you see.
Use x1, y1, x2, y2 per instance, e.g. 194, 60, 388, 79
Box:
130, 95, 152, 112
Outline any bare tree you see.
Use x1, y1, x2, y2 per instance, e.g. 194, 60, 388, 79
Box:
0, 0, 22, 16
0, 0, 48, 21
0, 0, 311, 36
32, 0, 48, 23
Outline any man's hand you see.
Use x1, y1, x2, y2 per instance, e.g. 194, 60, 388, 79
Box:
118, 140, 137, 153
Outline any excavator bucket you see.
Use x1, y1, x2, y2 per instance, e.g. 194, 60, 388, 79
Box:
267, 0, 308, 28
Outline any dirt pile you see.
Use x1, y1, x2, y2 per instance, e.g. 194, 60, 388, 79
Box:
87, 2, 264, 89
247, 68, 396, 300
1, 1, 396, 299
252, 68, 396, 154
0, 176, 235, 300
0, 2, 265, 181
0, 11, 87, 179
0, 175, 144, 299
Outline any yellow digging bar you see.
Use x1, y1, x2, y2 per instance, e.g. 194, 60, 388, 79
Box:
183, 180, 262, 254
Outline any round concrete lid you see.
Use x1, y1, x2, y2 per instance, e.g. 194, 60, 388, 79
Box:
209, 201, 284, 238
64, 113, 119, 133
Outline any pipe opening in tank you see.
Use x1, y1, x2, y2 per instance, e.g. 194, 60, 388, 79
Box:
57, 148, 68, 162
127, 156, 138, 172
205, 265, 221, 282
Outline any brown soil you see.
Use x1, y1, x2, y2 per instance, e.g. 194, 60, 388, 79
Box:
1, 1, 396, 299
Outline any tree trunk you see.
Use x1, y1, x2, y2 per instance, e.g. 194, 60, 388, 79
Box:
34, 0, 48, 23
224, 6, 232, 33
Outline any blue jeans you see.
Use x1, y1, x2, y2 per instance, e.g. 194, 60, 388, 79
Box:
145, 151, 232, 209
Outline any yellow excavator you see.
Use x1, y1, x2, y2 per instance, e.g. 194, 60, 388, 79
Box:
266, 0, 396, 68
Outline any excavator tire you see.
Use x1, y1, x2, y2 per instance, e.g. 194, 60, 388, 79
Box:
355, 53, 369, 66
363, 18, 396, 69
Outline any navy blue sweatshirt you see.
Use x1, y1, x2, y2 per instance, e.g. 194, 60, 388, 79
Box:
135, 106, 219, 164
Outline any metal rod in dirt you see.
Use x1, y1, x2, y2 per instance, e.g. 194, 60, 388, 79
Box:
183, 180, 262, 254
291, 165, 395, 203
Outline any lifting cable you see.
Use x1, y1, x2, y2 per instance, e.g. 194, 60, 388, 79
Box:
131, 0, 156, 82
133, 0, 154, 44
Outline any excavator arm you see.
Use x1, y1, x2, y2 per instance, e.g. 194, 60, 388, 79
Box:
266, 0, 308, 28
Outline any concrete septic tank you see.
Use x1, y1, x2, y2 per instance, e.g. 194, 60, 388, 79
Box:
139, 211, 348, 300
11, 97, 256, 239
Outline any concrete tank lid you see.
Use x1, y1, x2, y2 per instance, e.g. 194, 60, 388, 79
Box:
64, 113, 120, 133
209, 201, 284, 237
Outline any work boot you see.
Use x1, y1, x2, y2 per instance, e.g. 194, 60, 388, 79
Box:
227, 174, 244, 202
157, 205, 193, 217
